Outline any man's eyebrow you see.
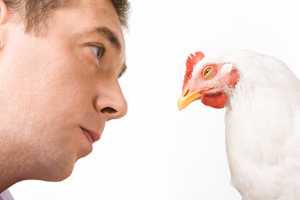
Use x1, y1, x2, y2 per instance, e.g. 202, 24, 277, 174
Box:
94, 26, 122, 50
118, 63, 127, 78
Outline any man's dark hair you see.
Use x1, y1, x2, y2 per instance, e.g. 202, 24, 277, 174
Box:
4, 0, 129, 33
111, 0, 129, 27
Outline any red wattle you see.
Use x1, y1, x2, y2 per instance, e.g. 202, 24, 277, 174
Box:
201, 92, 228, 109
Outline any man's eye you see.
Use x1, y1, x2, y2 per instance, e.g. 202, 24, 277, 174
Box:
90, 45, 105, 60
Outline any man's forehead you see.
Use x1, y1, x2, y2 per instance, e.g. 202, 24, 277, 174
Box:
70, 0, 125, 46
51, 0, 123, 57
62, 0, 126, 77
70, 0, 121, 23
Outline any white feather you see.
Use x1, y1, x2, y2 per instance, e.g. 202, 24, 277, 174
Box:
220, 63, 233, 75
218, 50, 300, 200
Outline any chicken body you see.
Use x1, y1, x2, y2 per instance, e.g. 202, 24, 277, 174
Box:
223, 51, 300, 200
179, 50, 300, 200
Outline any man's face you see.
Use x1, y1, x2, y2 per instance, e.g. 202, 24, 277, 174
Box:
0, 0, 127, 181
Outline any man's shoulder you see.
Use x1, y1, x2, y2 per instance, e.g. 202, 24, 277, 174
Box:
0, 190, 14, 200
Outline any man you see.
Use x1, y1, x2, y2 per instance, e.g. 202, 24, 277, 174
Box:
0, 0, 129, 199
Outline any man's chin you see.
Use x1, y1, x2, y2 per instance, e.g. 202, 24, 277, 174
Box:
31, 156, 77, 182
38, 165, 74, 182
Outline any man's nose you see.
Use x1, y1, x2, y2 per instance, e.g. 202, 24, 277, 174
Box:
94, 82, 127, 121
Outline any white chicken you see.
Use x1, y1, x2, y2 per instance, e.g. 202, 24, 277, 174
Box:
178, 50, 300, 200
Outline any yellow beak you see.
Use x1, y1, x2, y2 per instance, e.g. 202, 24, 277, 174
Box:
178, 90, 202, 110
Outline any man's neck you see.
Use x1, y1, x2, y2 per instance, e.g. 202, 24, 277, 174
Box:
0, 139, 25, 193
0, 161, 17, 193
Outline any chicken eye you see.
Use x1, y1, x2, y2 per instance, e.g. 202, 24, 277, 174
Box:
202, 66, 214, 79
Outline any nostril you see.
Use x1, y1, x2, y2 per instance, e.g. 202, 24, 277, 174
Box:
101, 107, 117, 114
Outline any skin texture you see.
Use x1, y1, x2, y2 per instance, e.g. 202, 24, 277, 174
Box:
0, 0, 127, 191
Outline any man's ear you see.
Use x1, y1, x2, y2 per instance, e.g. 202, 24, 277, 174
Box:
0, 0, 8, 25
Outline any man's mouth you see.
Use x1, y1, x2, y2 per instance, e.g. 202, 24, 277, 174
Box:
80, 127, 101, 143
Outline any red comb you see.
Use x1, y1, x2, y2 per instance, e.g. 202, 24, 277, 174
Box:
183, 51, 205, 90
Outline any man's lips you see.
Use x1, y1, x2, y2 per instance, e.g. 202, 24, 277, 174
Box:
80, 126, 101, 143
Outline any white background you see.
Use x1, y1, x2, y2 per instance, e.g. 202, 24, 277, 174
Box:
10, 0, 300, 199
